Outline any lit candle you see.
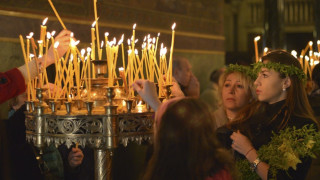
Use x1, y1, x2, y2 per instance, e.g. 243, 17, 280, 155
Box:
135, 101, 145, 113
168, 23, 176, 84
40, 17, 48, 46
309, 41, 313, 53
317, 40, 320, 53
254, 36, 260, 63
91, 21, 96, 60
263, 47, 268, 56
132, 24, 136, 51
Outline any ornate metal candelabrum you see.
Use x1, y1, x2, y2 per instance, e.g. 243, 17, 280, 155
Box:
25, 61, 159, 180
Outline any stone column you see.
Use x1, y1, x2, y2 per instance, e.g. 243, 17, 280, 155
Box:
314, 0, 320, 41
264, 0, 285, 49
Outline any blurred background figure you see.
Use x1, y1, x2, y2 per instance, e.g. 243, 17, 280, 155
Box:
308, 63, 320, 118
8, 92, 26, 118
200, 68, 225, 112
172, 56, 200, 97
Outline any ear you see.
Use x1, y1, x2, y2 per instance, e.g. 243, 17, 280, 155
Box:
283, 77, 291, 89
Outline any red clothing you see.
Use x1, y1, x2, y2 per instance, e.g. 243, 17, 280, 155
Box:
0, 68, 26, 104
205, 169, 233, 180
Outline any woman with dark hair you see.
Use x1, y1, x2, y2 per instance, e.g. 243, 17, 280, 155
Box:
221, 50, 319, 180
142, 97, 235, 180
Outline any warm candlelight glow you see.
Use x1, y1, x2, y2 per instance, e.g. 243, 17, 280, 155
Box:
133, 23, 137, 30
254, 36, 261, 41
42, 17, 48, 26
54, 42, 59, 48
172, 23, 176, 30
92, 21, 97, 28
51, 31, 56, 36
309, 41, 313, 46
291, 50, 297, 58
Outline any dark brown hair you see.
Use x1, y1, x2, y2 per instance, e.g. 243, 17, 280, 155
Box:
143, 98, 235, 180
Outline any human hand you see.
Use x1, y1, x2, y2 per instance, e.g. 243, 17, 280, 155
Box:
132, 79, 161, 111
47, 30, 73, 66
68, 147, 84, 168
171, 77, 185, 97
184, 74, 200, 97
230, 130, 254, 156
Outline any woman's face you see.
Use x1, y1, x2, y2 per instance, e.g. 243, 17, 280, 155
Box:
222, 73, 251, 112
254, 67, 287, 104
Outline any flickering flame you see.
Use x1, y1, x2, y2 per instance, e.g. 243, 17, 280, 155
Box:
54, 42, 59, 48
254, 36, 260, 41
172, 23, 176, 30
42, 17, 48, 26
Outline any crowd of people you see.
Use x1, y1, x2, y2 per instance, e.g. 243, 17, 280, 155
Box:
1, 29, 320, 180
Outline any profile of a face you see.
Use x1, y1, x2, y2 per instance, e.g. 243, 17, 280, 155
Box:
174, 60, 191, 87
254, 67, 290, 104
222, 73, 251, 111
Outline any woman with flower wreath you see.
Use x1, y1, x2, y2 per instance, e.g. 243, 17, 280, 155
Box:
218, 50, 319, 180
214, 64, 256, 129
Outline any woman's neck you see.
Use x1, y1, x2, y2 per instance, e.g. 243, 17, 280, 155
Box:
225, 109, 238, 122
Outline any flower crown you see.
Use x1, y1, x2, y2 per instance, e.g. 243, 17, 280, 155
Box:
253, 62, 307, 82
225, 64, 257, 80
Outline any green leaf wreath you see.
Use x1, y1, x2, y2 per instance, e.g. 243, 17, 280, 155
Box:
253, 62, 307, 82
236, 124, 320, 180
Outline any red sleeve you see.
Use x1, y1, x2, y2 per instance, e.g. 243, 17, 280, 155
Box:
0, 68, 26, 104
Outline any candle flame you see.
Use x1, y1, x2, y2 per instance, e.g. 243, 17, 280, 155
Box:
317, 40, 320, 45
30, 54, 35, 58
172, 23, 176, 30
81, 49, 86, 56
51, 31, 56, 36
87, 47, 92, 52
305, 56, 310, 61
42, 17, 48, 26
291, 50, 297, 58
54, 42, 59, 48
105, 32, 109, 37
315, 60, 319, 65
101, 41, 104, 48
134, 49, 138, 55
119, 67, 124, 72
92, 21, 97, 28
128, 49, 132, 54
38, 40, 43, 44
254, 36, 260, 41
29, 32, 34, 37
158, 32, 160, 37
135, 39, 138, 43
46, 32, 51, 39
137, 101, 142, 105
70, 32, 74, 37
127, 39, 131, 45
143, 36, 147, 42
153, 37, 156, 44
264, 47, 268, 53
309, 41, 313, 46
70, 54, 74, 61
118, 39, 123, 45
133, 23, 136, 30
161, 43, 164, 48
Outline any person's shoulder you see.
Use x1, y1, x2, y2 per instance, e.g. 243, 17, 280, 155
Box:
289, 115, 318, 130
